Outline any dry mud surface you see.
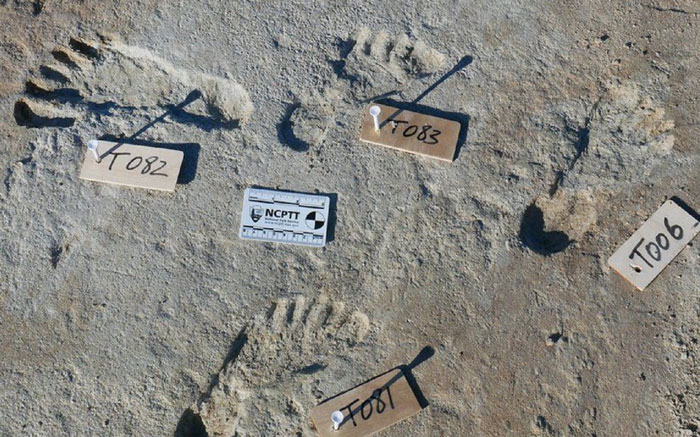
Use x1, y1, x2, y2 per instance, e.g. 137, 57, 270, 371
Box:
1, 1, 699, 436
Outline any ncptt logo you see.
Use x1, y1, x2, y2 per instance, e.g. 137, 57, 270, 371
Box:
250, 206, 264, 223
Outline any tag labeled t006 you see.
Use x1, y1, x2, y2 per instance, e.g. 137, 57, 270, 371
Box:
608, 199, 699, 290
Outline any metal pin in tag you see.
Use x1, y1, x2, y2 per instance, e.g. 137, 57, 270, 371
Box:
87, 140, 101, 162
369, 105, 381, 132
331, 410, 344, 431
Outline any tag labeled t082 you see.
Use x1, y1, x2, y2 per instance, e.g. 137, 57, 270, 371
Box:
79, 140, 183, 192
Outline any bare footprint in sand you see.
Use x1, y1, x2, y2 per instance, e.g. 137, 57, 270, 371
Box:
13, 35, 253, 129
520, 80, 675, 255
284, 87, 342, 151
342, 27, 446, 97
178, 294, 370, 437
283, 28, 447, 150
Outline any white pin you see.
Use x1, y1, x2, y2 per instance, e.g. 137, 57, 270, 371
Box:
369, 105, 381, 132
87, 139, 101, 162
331, 410, 344, 431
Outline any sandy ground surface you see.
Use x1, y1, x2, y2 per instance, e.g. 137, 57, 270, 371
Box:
1, 0, 699, 436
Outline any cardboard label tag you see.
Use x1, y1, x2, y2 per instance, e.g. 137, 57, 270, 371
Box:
239, 188, 330, 247
79, 140, 183, 192
608, 199, 699, 290
359, 103, 460, 162
310, 368, 421, 437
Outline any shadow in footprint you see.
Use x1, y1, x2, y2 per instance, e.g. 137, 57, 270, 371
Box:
328, 36, 359, 85
25, 80, 83, 104
519, 203, 571, 255
32, 0, 45, 14
14, 100, 75, 128
277, 102, 309, 152
173, 409, 208, 437
24, 78, 132, 117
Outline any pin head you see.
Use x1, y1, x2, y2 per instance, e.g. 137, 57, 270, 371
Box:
331, 410, 344, 430
87, 139, 101, 162
369, 105, 382, 132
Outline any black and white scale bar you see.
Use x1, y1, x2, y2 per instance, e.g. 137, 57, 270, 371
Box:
239, 188, 330, 247
248, 191, 327, 209
240, 226, 325, 247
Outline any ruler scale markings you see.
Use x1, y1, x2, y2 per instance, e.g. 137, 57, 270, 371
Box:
239, 188, 330, 248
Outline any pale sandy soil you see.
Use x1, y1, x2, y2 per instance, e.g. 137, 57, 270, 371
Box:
0, 1, 699, 436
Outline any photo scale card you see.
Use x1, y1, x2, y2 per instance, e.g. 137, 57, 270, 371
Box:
239, 188, 330, 247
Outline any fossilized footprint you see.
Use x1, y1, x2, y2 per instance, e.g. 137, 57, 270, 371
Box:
14, 35, 253, 129
179, 294, 370, 436
343, 27, 446, 94
283, 28, 447, 150
520, 80, 676, 255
